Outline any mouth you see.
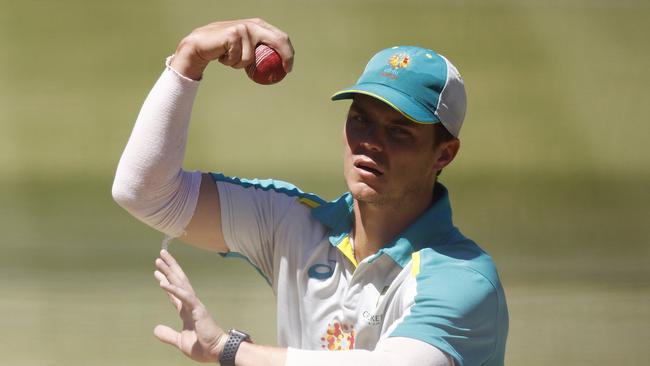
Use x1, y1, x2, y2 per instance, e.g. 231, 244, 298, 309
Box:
354, 160, 384, 176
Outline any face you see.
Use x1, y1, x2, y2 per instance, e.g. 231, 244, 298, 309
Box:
343, 94, 457, 208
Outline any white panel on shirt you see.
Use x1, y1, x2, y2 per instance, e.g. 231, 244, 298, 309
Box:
215, 179, 454, 365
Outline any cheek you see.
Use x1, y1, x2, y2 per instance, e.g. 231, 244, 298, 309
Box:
342, 129, 354, 172
390, 147, 437, 176
342, 128, 353, 158
344, 123, 356, 148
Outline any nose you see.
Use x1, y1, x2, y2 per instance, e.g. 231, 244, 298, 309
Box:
361, 137, 382, 152
345, 118, 384, 154
359, 125, 383, 152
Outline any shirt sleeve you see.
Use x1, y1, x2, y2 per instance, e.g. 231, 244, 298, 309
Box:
389, 264, 502, 366
213, 173, 319, 287
285, 337, 454, 366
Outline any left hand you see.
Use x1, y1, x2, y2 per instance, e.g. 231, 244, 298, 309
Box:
154, 249, 227, 362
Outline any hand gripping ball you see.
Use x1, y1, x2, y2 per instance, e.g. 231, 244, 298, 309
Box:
245, 44, 287, 85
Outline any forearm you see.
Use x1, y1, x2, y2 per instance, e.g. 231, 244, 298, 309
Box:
235, 343, 287, 366
233, 337, 453, 366
115, 56, 199, 193
111, 57, 202, 237
113, 20, 294, 238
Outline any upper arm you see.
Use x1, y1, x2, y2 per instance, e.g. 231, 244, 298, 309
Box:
390, 264, 504, 366
180, 173, 228, 252
180, 173, 314, 286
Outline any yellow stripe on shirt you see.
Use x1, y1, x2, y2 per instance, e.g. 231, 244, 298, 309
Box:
337, 236, 358, 268
298, 197, 321, 208
411, 251, 421, 277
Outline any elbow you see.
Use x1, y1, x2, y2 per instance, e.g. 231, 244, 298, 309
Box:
111, 177, 132, 210
111, 172, 143, 212
110, 171, 191, 239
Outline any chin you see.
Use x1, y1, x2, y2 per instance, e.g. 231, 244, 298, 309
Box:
347, 181, 382, 203
344, 169, 384, 202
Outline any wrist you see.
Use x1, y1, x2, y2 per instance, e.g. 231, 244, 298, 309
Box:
170, 39, 209, 81
219, 329, 252, 366
215, 331, 229, 360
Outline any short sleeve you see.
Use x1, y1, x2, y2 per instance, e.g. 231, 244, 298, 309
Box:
212, 173, 321, 286
389, 263, 502, 366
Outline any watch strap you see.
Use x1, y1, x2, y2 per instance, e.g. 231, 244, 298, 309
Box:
219, 329, 250, 365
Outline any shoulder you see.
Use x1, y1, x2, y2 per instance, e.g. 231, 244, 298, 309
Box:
417, 235, 502, 290
210, 173, 327, 220
411, 244, 501, 316
393, 245, 508, 366
210, 172, 326, 206
411, 231, 508, 315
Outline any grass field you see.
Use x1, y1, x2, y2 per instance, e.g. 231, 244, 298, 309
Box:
1, 0, 649, 365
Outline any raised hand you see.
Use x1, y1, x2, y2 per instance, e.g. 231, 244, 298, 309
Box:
154, 249, 226, 362
170, 18, 295, 80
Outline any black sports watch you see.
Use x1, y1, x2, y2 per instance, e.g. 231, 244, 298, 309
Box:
219, 329, 251, 365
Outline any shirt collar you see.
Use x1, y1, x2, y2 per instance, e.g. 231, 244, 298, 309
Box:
311, 182, 458, 267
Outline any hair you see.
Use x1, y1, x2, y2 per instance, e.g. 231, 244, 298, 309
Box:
433, 123, 455, 147
433, 124, 456, 177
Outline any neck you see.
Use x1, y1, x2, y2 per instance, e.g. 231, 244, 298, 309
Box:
352, 185, 435, 263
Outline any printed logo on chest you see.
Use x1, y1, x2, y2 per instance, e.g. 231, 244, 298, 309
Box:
320, 321, 356, 350
362, 310, 384, 326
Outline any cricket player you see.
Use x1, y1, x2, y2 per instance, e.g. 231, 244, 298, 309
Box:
113, 18, 508, 366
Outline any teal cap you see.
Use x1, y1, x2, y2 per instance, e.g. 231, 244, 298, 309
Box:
331, 46, 466, 137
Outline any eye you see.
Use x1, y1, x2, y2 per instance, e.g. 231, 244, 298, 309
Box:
388, 125, 411, 137
348, 112, 369, 127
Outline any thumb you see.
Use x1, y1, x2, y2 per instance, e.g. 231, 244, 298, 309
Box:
154, 324, 180, 348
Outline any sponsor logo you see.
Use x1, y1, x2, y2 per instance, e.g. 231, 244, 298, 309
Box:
307, 260, 336, 279
320, 321, 356, 350
362, 311, 384, 326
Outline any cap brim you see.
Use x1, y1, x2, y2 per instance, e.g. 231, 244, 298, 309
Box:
331, 83, 439, 125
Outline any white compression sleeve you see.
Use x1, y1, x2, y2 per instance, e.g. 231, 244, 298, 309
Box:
112, 57, 202, 238
285, 337, 454, 366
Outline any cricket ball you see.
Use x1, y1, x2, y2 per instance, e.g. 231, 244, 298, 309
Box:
245, 44, 287, 85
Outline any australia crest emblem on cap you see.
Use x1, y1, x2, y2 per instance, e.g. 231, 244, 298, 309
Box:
381, 52, 410, 80
388, 53, 410, 69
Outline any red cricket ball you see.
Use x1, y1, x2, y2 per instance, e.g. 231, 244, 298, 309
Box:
245, 44, 287, 85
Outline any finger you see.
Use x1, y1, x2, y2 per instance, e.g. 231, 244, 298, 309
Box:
160, 249, 187, 277
155, 270, 182, 310
155, 257, 179, 284
247, 18, 294, 72
282, 38, 295, 73
247, 17, 284, 36
160, 280, 197, 307
154, 324, 181, 348
218, 28, 243, 67
154, 269, 169, 285
255, 35, 293, 73
156, 255, 198, 301
158, 250, 190, 283
155, 258, 192, 303
232, 28, 253, 69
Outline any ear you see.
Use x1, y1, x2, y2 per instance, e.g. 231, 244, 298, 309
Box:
433, 138, 460, 172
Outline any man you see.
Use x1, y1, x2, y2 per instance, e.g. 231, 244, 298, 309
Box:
113, 18, 508, 366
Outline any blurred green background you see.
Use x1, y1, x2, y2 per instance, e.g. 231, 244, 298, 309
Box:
1, 0, 649, 365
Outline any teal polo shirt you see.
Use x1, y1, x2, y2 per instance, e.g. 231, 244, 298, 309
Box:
214, 173, 509, 365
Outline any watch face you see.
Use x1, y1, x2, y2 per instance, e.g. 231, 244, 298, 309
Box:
230, 329, 250, 339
